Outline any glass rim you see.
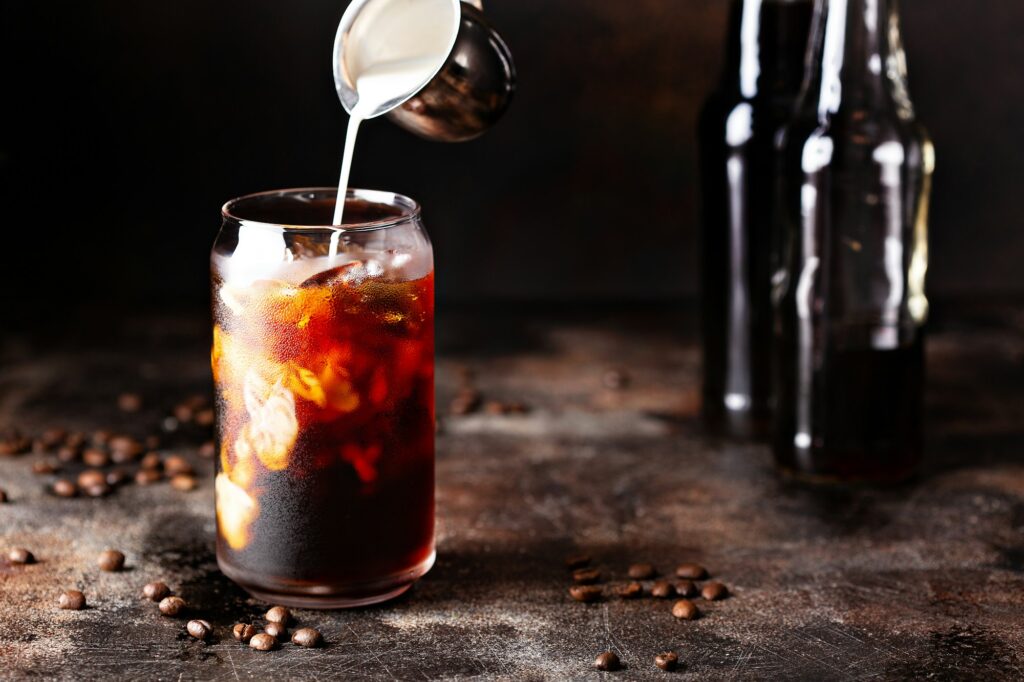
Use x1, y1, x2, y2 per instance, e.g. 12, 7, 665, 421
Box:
221, 187, 422, 234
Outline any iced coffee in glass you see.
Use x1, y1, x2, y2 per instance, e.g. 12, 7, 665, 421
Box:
211, 188, 434, 608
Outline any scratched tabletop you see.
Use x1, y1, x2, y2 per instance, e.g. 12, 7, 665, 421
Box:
1, 304, 1023, 680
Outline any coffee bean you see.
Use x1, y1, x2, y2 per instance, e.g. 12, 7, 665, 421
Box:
91, 430, 113, 447
173, 404, 195, 423
135, 469, 162, 486
82, 448, 110, 468
158, 596, 187, 616
8, 547, 35, 564
32, 460, 58, 475
265, 605, 291, 625
291, 627, 323, 648
0, 431, 31, 456
64, 432, 87, 449
170, 474, 198, 492
42, 428, 68, 448
143, 581, 171, 601
654, 651, 679, 671
83, 482, 113, 498
52, 479, 78, 498
483, 400, 507, 415
164, 455, 192, 476
675, 580, 698, 598
572, 568, 601, 584
264, 622, 288, 639
0, 489, 7, 503
58, 590, 86, 610
106, 468, 129, 487
56, 445, 81, 463
249, 633, 277, 651
701, 581, 729, 601
109, 436, 143, 461
602, 368, 630, 390
569, 585, 603, 603
671, 599, 699, 620
140, 452, 163, 471
565, 554, 591, 569
651, 580, 676, 599
144, 435, 161, 450
628, 563, 656, 580
77, 470, 106, 489
118, 393, 143, 413
675, 563, 707, 580
98, 549, 125, 572
233, 623, 258, 643
616, 582, 643, 599
187, 619, 212, 640
195, 409, 215, 427
450, 389, 481, 415
198, 441, 216, 459
595, 651, 621, 671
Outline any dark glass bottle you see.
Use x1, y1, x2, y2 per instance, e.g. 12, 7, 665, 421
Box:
699, 0, 815, 438
773, 0, 934, 482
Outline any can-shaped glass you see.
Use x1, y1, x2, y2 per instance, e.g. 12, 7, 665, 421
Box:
211, 188, 435, 608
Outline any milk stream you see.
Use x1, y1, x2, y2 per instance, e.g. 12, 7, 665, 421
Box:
329, 0, 459, 258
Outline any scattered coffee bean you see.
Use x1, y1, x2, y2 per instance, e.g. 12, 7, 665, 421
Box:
264, 622, 287, 639
91, 430, 113, 447
565, 554, 591, 569
118, 393, 143, 413
82, 448, 110, 468
265, 605, 291, 625
106, 468, 129, 487
701, 581, 729, 601
675, 563, 707, 580
32, 460, 58, 475
187, 619, 212, 640
198, 441, 216, 459
58, 590, 86, 610
56, 445, 81, 463
572, 568, 601, 584
595, 651, 621, 671
0, 488, 7, 503
31, 439, 50, 454
569, 585, 603, 603
483, 400, 507, 415
42, 428, 68, 449
77, 470, 106, 489
616, 582, 643, 599
52, 479, 78, 498
98, 549, 125, 572
651, 580, 676, 599
8, 547, 35, 564
195, 409, 215, 427
173, 404, 195, 423
233, 623, 258, 643
249, 633, 277, 651
170, 474, 198, 492
185, 394, 211, 409
143, 435, 160, 450
450, 388, 481, 415
654, 651, 679, 672
0, 430, 31, 456
159, 596, 187, 616
628, 563, 656, 580
675, 580, 698, 598
164, 455, 192, 476
671, 599, 699, 620
140, 452, 163, 471
83, 482, 113, 498
64, 432, 87, 449
602, 368, 630, 390
143, 581, 171, 601
135, 469, 162, 486
291, 627, 323, 648
109, 436, 143, 462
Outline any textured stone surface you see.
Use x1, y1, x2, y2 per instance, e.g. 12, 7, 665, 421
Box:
1, 304, 1023, 680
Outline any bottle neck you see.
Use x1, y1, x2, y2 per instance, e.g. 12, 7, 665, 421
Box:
803, 0, 914, 118
720, 0, 814, 100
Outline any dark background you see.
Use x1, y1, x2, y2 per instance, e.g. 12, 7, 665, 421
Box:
2, 0, 1022, 314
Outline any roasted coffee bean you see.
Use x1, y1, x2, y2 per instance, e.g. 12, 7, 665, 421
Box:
32, 439, 50, 454
291, 627, 323, 648
140, 452, 163, 471
64, 432, 87, 449
83, 482, 113, 498
675, 563, 707, 580
595, 651, 621, 671
264, 622, 287, 639
0, 431, 31, 456
98, 549, 126, 572
58, 590, 86, 610
265, 605, 291, 625
32, 460, 58, 475
701, 581, 729, 601
42, 428, 68, 448
143, 581, 171, 601
628, 563, 656, 580
82, 448, 110, 468
77, 469, 106, 489
572, 568, 601, 584
0, 488, 7, 503
565, 554, 591, 569
651, 580, 676, 599
449, 389, 481, 415
52, 479, 78, 498
159, 596, 187, 616
617, 582, 643, 599
569, 585, 603, 603
195, 409, 215, 427
170, 474, 198, 492
109, 436, 143, 461
249, 633, 277, 651
602, 368, 630, 390
118, 393, 143, 412
483, 400, 507, 415
164, 455, 192, 476
675, 580, 698, 598
106, 468, 129, 486
671, 599, 699, 620
135, 469, 162, 486
185, 394, 210, 409
144, 435, 161, 450
91, 429, 113, 447
198, 441, 216, 459
654, 651, 679, 671
7, 547, 35, 564
233, 623, 258, 643
173, 404, 195, 423
56, 446, 80, 463
187, 619, 212, 640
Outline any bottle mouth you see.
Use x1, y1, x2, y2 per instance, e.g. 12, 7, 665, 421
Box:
221, 188, 421, 233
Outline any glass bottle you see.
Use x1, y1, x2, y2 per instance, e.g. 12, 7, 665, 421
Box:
773, 0, 934, 482
699, 0, 815, 438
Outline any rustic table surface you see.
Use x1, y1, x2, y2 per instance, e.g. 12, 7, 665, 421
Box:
1, 304, 1023, 680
